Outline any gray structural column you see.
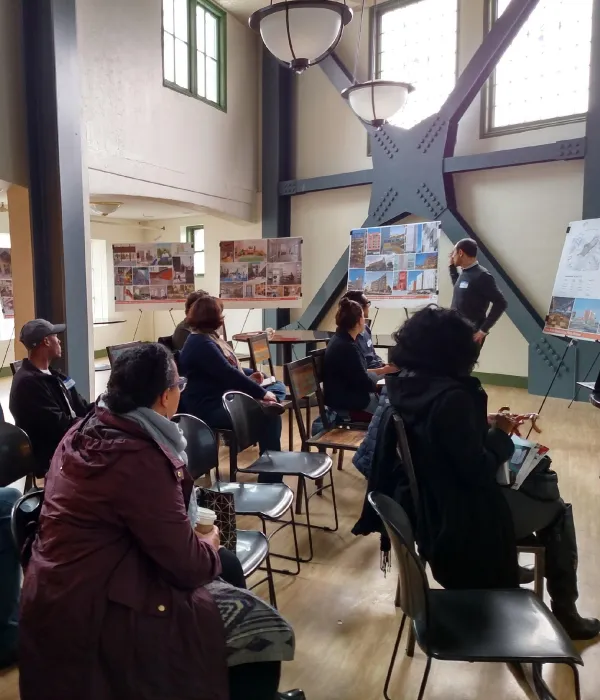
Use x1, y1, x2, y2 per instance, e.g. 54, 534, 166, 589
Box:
21, 0, 91, 398
262, 49, 293, 361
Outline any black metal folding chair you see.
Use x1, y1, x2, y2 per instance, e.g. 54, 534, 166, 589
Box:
174, 413, 301, 578
368, 492, 582, 700
222, 391, 334, 563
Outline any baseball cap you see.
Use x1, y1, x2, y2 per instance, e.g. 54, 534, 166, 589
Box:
20, 319, 66, 350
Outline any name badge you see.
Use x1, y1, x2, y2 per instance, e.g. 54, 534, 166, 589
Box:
459, 281, 469, 289
367, 339, 373, 347
63, 377, 75, 391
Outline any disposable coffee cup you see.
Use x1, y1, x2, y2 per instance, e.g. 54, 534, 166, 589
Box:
196, 507, 217, 534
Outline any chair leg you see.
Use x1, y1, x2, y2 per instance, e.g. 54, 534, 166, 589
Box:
260, 509, 302, 576
571, 663, 582, 700
534, 548, 545, 600
337, 449, 344, 470
265, 551, 278, 609
383, 612, 407, 700
406, 624, 416, 658
302, 476, 315, 563
394, 576, 401, 607
416, 656, 432, 700
287, 407, 294, 451
295, 477, 304, 515
532, 662, 560, 700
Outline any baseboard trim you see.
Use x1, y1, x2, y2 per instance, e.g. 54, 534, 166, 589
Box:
94, 349, 108, 359
473, 371, 528, 389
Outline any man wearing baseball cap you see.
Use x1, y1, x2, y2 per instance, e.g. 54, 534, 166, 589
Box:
9, 319, 91, 476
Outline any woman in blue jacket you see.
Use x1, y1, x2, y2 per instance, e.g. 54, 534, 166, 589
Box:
179, 296, 283, 478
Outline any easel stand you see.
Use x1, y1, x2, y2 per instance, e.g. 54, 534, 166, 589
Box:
132, 308, 143, 342
567, 339, 600, 408
526, 337, 575, 439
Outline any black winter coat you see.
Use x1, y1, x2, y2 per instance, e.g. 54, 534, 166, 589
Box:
9, 359, 91, 476
323, 330, 376, 412
385, 371, 519, 590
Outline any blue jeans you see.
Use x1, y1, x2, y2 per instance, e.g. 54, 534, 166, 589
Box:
242, 369, 287, 403
0, 487, 20, 668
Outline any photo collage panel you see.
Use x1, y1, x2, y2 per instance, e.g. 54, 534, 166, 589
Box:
0, 248, 13, 318
113, 243, 194, 305
348, 222, 440, 299
219, 237, 302, 300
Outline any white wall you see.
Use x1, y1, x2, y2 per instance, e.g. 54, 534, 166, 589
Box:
78, 0, 260, 222
291, 0, 587, 378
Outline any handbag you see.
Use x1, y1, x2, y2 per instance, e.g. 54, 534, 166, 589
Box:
518, 456, 560, 502
196, 487, 237, 552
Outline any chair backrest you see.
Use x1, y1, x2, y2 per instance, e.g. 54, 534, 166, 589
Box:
0, 423, 36, 488
157, 335, 175, 352
11, 487, 44, 567
391, 412, 420, 517
222, 391, 268, 455
368, 492, 429, 624
247, 333, 275, 376
172, 413, 220, 480
106, 341, 144, 366
10, 360, 23, 376
220, 321, 228, 342
309, 347, 326, 384
285, 356, 328, 446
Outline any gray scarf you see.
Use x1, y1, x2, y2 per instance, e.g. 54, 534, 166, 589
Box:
98, 399, 199, 527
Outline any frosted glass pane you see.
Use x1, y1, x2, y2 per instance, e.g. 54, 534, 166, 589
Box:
163, 0, 174, 34
196, 6, 205, 52
163, 32, 175, 83
205, 12, 217, 59
206, 57, 218, 103
492, 0, 593, 128
175, 38, 189, 88
174, 0, 188, 41
196, 52, 206, 97
378, 0, 458, 129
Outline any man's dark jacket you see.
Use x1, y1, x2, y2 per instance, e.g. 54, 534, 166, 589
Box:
380, 371, 519, 590
9, 359, 91, 476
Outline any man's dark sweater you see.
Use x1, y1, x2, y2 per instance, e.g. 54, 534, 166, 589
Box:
449, 262, 507, 333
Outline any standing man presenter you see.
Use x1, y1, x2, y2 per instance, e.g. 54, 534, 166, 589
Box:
449, 238, 507, 345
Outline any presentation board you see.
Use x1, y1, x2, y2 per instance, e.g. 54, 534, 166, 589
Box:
219, 237, 303, 309
0, 248, 13, 318
544, 218, 600, 341
112, 242, 194, 310
347, 222, 441, 307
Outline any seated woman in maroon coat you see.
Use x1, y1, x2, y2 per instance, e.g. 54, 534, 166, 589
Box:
18, 343, 302, 700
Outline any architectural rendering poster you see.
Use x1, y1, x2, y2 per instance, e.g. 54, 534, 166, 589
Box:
544, 218, 600, 341
112, 242, 194, 309
347, 222, 441, 307
0, 248, 13, 318
219, 237, 302, 308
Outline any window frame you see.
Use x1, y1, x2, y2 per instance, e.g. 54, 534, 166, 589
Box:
162, 0, 227, 112
185, 225, 206, 280
481, 0, 589, 138
368, 0, 459, 153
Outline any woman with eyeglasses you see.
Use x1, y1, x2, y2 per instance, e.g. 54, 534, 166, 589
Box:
18, 343, 301, 700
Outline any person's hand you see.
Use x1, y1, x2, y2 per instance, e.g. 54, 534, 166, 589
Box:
473, 330, 487, 344
263, 390, 278, 403
376, 364, 397, 375
489, 413, 518, 435
196, 525, 221, 549
449, 251, 456, 266
249, 371, 264, 383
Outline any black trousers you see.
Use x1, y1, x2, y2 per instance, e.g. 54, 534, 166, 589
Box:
217, 549, 282, 699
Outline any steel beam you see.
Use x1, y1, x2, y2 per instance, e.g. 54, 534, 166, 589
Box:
262, 49, 293, 343
278, 138, 586, 197
21, 0, 91, 398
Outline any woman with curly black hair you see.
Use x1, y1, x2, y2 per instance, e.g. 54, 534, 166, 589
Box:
386, 305, 599, 640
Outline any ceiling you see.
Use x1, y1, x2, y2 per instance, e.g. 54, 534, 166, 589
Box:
222, 0, 367, 22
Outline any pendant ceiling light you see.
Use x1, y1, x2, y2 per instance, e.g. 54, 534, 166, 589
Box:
341, 0, 413, 128
249, 0, 353, 74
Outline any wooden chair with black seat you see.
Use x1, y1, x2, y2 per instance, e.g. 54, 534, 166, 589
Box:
220, 319, 251, 365
392, 411, 546, 659
0, 422, 38, 492
368, 492, 582, 700
173, 413, 301, 579
222, 391, 334, 564
286, 349, 368, 470
246, 332, 308, 451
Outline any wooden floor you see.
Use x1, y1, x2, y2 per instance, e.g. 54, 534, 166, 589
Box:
2, 381, 600, 699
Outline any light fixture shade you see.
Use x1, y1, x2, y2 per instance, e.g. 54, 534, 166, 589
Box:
90, 201, 122, 217
249, 1, 352, 73
341, 80, 414, 128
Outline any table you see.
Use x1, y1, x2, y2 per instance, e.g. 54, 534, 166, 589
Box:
371, 334, 395, 349
232, 330, 334, 365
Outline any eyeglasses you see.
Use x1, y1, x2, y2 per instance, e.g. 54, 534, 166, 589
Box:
365, 300, 372, 307
171, 377, 188, 392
